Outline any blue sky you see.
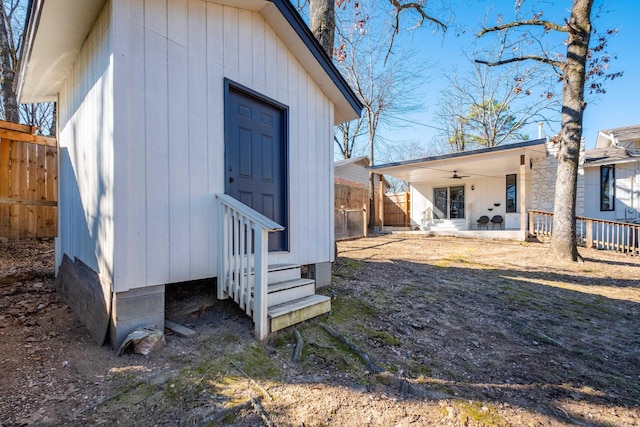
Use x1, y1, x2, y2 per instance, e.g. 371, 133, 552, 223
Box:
372, 0, 640, 155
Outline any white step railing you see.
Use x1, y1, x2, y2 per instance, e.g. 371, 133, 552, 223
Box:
216, 194, 284, 340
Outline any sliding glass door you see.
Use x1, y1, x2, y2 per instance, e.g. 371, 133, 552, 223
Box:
433, 186, 465, 219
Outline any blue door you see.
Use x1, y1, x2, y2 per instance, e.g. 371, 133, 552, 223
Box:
225, 84, 288, 251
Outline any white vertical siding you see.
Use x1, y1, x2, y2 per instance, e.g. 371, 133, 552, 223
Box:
335, 162, 370, 186
205, 2, 224, 276
144, 0, 170, 285
167, 0, 191, 283
57, 3, 114, 283
113, 0, 147, 292
107, 1, 335, 289
187, 0, 210, 279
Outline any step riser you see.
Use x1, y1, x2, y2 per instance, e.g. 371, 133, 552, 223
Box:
270, 298, 331, 332
268, 283, 315, 306
268, 267, 301, 284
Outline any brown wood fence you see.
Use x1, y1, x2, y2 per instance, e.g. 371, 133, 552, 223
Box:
384, 192, 410, 227
335, 180, 369, 239
0, 120, 57, 239
335, 180, 368, 210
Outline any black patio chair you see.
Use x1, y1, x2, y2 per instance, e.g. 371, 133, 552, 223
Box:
490, 215, 504, 230
477, 215, 490, 229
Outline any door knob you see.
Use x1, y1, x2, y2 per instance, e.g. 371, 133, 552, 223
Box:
229, 177, 234, 183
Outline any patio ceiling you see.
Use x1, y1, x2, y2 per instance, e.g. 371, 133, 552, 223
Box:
369, 139, 548, 184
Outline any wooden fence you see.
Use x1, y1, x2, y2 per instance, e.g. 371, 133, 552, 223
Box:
334, 180, 369, 239
529, 210, 639, 256
0, 120, 57, 239
383, 192, 410, 227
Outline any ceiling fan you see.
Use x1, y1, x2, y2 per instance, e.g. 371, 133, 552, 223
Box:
450, 170, 470, 179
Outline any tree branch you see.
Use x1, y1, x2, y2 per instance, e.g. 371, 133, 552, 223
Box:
478, 19, 566, 37
386, 0, 447, 64
475, 56, 564, 69
388, 0, 447, 31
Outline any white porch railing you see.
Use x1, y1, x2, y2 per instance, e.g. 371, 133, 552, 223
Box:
529, 210, 640, 256
216, 194, 284, 340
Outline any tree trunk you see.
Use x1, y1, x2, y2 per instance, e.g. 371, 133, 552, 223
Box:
548, 0, 593, 261
309, 0, 335, 57
368, 110, 376, 228
49, 102, 57, 136
0, 1, 18, 123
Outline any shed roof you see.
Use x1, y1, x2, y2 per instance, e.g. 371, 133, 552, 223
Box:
16, 0, 363, 124
334, 156, 369, 169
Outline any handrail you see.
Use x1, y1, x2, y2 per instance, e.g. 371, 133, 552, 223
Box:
529, 210, 639, 256
216, 193, 284, 232
216, 193, 284, 340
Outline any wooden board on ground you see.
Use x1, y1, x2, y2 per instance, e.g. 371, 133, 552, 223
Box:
164, 320, 199, 338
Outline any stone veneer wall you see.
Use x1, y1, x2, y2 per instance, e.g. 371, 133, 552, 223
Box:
530, 138, 585, 216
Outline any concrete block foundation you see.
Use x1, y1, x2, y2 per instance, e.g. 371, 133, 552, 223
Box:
307, 262, 332, 287
110, 285, 165, 350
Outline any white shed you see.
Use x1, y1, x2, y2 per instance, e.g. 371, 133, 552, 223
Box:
17, 0, 362, 347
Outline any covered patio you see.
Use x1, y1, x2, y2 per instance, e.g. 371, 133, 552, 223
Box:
369, 139, 548, 240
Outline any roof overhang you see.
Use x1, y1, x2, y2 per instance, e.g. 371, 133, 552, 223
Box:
595, 125, 640, 148
584, 146, 640, 167
17, 0, 107, 104
334, 156, 369, 170
368, 139, 548, 183
17, 0, 363, 124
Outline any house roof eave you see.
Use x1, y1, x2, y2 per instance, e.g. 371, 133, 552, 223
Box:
17, 0, 107, 104
367, 139, 548, 183
369, 139, 547, 171
595, 125, 640, 148
334, 156, 369, 170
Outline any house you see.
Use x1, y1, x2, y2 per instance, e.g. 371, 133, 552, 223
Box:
369, 139, 550, 239
369, 125, 639, 246
17, 0, 362, 347
583, 125, 640, 222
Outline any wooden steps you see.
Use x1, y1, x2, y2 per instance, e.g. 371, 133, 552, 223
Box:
268, 294, 331, 332
264, 264, 331, 333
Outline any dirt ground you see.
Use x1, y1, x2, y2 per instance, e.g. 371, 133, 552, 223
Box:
1, 235, 639, 426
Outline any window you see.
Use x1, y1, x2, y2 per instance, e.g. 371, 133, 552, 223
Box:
506, 174, 517, 213
600, 165, 615, 211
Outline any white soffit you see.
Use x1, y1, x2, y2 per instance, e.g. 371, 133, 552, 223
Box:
18, 0, 107, 103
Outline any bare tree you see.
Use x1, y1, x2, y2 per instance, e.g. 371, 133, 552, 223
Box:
476, 0, 621, 261
335, 4, 430, 225
0, 0, 54, 133
435, 59, 559, 152
0, 0, 20, 122
335, 118, 365, 159
378, 140, 429, 193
